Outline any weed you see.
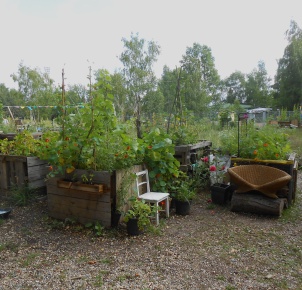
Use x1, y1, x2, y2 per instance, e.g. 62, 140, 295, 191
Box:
4, 242, 19, 253
225, 286, 236, 290
47, 219, 65, 230
206, 203, 216, 210
101, 258, 111, 264
21, 227, 33, 236
20, 252, 40, 267
64, 217, 78, 225
9, 184, 36, 206
94, 222, 104, 236
85, 221, 105, 236
280, 202, 301, 222
94, 272, 103, 287
217, 275, 226, 281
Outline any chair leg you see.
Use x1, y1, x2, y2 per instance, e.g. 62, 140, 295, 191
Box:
155, 202, 159, 226
165, 197, 169, 218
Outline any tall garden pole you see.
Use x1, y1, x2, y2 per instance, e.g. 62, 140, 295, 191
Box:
61, 68, 66, 140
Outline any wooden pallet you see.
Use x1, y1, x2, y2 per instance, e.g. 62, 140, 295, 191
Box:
0, 155, 48, 190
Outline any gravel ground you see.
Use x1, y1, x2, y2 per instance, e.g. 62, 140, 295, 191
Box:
0, 172, 301, 290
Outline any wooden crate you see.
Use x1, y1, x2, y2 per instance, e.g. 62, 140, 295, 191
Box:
0, 155, 48, 190
174, 141, 212, 171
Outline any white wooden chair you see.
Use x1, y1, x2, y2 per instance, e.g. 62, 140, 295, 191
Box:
135, 169, 170, 225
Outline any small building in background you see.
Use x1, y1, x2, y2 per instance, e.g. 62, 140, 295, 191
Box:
247, 107, 272, 125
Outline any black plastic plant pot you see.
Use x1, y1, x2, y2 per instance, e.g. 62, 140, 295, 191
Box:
175, 199, 190, 216
210, 183, 231, 205
126, 218, 141, 236
111, 212, 121, 228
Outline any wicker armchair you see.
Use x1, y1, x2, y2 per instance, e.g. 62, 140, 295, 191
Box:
228, 165, 292, 199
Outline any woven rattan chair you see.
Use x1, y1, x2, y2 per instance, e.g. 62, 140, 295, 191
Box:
228, 165, 292, 199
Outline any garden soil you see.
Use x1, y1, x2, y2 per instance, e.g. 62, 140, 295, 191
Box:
0, 172, 301, 289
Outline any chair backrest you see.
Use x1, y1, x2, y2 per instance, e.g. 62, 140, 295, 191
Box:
136, 170, 151, 197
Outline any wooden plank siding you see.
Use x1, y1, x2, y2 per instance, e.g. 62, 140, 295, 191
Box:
46, 165, 143, 228
0, 155, 48, 190
47, 177, 111, 227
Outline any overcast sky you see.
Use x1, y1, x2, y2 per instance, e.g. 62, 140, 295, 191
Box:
1, 0, 302, 89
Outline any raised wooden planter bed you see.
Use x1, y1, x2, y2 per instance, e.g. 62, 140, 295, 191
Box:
47, 176, 111, 227
0, 132, 42, 141
0, 155, 48, 190
70, 182, 104, 193
230, 153, 298, 209
47, 165, 142, 228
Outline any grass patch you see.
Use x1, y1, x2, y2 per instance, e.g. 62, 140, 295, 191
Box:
8, 184, 37, 206
20, 252, 40, 267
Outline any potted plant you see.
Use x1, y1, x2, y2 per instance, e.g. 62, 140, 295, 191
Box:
174, 177, 196, 216
208, 152, 231, 205
124, 197, 157, 236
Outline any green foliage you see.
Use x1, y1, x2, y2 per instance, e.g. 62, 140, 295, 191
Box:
119, 33, 160, 138
245, 61, 273, 108
167, 112, 204, 143
221, 124, 291, 160
180, 43, 221, 115
169, 125, 200, 145
191, 159, 210, 190
85, 221, 105, 236
141, 128, 180, 192
292, 104, 301, 120
279, 108, 288, 121
168, 173, 196, 202
275, 20, 302, 109
0, 131, 41, 156
9, 184, 36, 206
35, 73, 143, 176
158, 66, 179, 113
224, 71, 246, 104
175, 182, 196, 202
124, 197, 157, 231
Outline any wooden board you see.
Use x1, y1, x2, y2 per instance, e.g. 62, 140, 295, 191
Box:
174, 141, 212, 170
0, 155, 48, 190
47, 177, 111, 228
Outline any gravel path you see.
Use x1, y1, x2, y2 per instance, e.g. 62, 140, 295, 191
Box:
0, 172, 301, 290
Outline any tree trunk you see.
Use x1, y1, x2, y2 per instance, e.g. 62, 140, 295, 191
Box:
231, 191, 287, 216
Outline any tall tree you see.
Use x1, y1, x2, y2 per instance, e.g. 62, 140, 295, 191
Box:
274, 20, 302, 109
245, 61, 272, 108
110, 72, 128, 121
158, 66, 179, 114
180, 43, 221, 117
119, 33, 160, 138
223, 71, 246, 104
10, 63, 59, 120
11, 63, 55, 103
0, 84, 25, 119
66, 84, 88, 105
142, 88, 165, 120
